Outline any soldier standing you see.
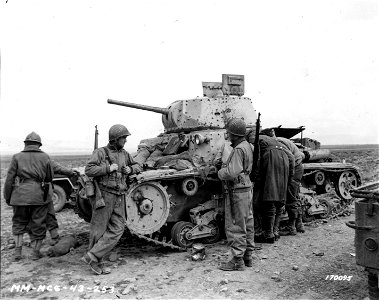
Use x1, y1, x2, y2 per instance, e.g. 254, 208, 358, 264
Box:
3, 132, 54, 261
218, 118, 255, 271
81, 124, 142, 275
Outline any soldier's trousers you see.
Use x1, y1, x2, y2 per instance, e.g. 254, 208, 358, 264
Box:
46, 200, 58, 232
88, 190, 126, 261
286, 164, 304, 219
225, 188, 255, 258
261, 201, 284, 238
12, 204, 48, 241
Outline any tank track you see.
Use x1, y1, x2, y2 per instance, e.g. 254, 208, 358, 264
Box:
130, 230, 187, 252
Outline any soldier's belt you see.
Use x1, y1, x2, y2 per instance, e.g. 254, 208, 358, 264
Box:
232, 187, 252, 193
99, 184, 127, 195
20, 178, 42, 184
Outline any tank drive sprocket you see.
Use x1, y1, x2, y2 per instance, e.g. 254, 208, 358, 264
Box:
125, 181, 171, 235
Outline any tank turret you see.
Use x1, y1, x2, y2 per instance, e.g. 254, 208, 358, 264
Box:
108, 74, 257, 133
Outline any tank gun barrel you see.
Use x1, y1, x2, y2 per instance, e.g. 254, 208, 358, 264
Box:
107, 99, 169, 115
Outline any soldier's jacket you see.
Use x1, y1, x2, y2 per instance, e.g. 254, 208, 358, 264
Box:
3, 144, 53, 206
276, 137, 304, 166
52, 160, 74, 177
85, 144, 140, 194
218, 140, 254, 190
255, 135, 295, 202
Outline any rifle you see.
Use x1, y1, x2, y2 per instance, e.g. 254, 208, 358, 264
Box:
251, 113, 261, 183
222, 180, 235, 225
43, 162, 54, 202
94, 125, 99, 150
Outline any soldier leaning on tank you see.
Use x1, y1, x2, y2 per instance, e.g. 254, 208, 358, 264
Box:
81, 124, 142, 275
3, 132, 54, 261
217, 118, 255, 271
252, 133, 295, 244
263, 128, 306, 235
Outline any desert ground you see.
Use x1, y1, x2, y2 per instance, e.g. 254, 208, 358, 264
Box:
1, 145, 378, 300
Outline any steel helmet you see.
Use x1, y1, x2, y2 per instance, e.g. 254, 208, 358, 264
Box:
226, 118, 246, 137
24, 132, 42, 145
109, 124, 131, 141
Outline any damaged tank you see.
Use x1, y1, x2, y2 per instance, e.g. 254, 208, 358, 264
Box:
74, 74, 360, 248
273, 126, 362, 201
76, 74, 258, 249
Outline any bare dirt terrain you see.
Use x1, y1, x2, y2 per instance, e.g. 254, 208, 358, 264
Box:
1, 146, 378, 300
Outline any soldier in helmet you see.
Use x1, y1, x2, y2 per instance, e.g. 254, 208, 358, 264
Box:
3, 132, 54, 261
218, 118, 255, 271
81, 124, 142, 275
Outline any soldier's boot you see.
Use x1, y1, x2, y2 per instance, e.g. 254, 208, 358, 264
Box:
49, 228, 60, 246
295, 213, 305, 233
81, 252, 102, 275
280, 218, 297, 236
13, 234, 23, 261
255, 215, 275, 244
219, 257, 245, 271
243, 251, 258, 267
273, 214, 281, 241
98, 260, 111, 275
30, 240, 43, 260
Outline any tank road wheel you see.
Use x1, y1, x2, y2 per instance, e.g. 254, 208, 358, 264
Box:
53, 185, 67, 212
317, 199, 332, 219
335, 171, 359, 201
171, 221, 195, 248
125, 181, 170, 235
314, 171, 325, 186
201, 221, 222, 244
181, 178, 198, 196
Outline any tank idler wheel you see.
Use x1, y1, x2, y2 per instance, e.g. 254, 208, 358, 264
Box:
317, 199, 332, 219
181, 178, 198, 196
201, 221, 222, 244
314, 171, 325, 186
335, 171, 359, 201
171, 221, 195, 248
53, 185, 67, 212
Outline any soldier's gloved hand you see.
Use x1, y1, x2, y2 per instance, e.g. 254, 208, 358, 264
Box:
109, 163, 118, 173
121, 166, 132, 175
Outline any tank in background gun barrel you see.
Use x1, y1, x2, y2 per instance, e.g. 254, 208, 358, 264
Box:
303, 149, 331, 162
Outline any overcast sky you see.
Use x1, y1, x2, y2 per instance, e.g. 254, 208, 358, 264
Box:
0, 0, 378, 155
